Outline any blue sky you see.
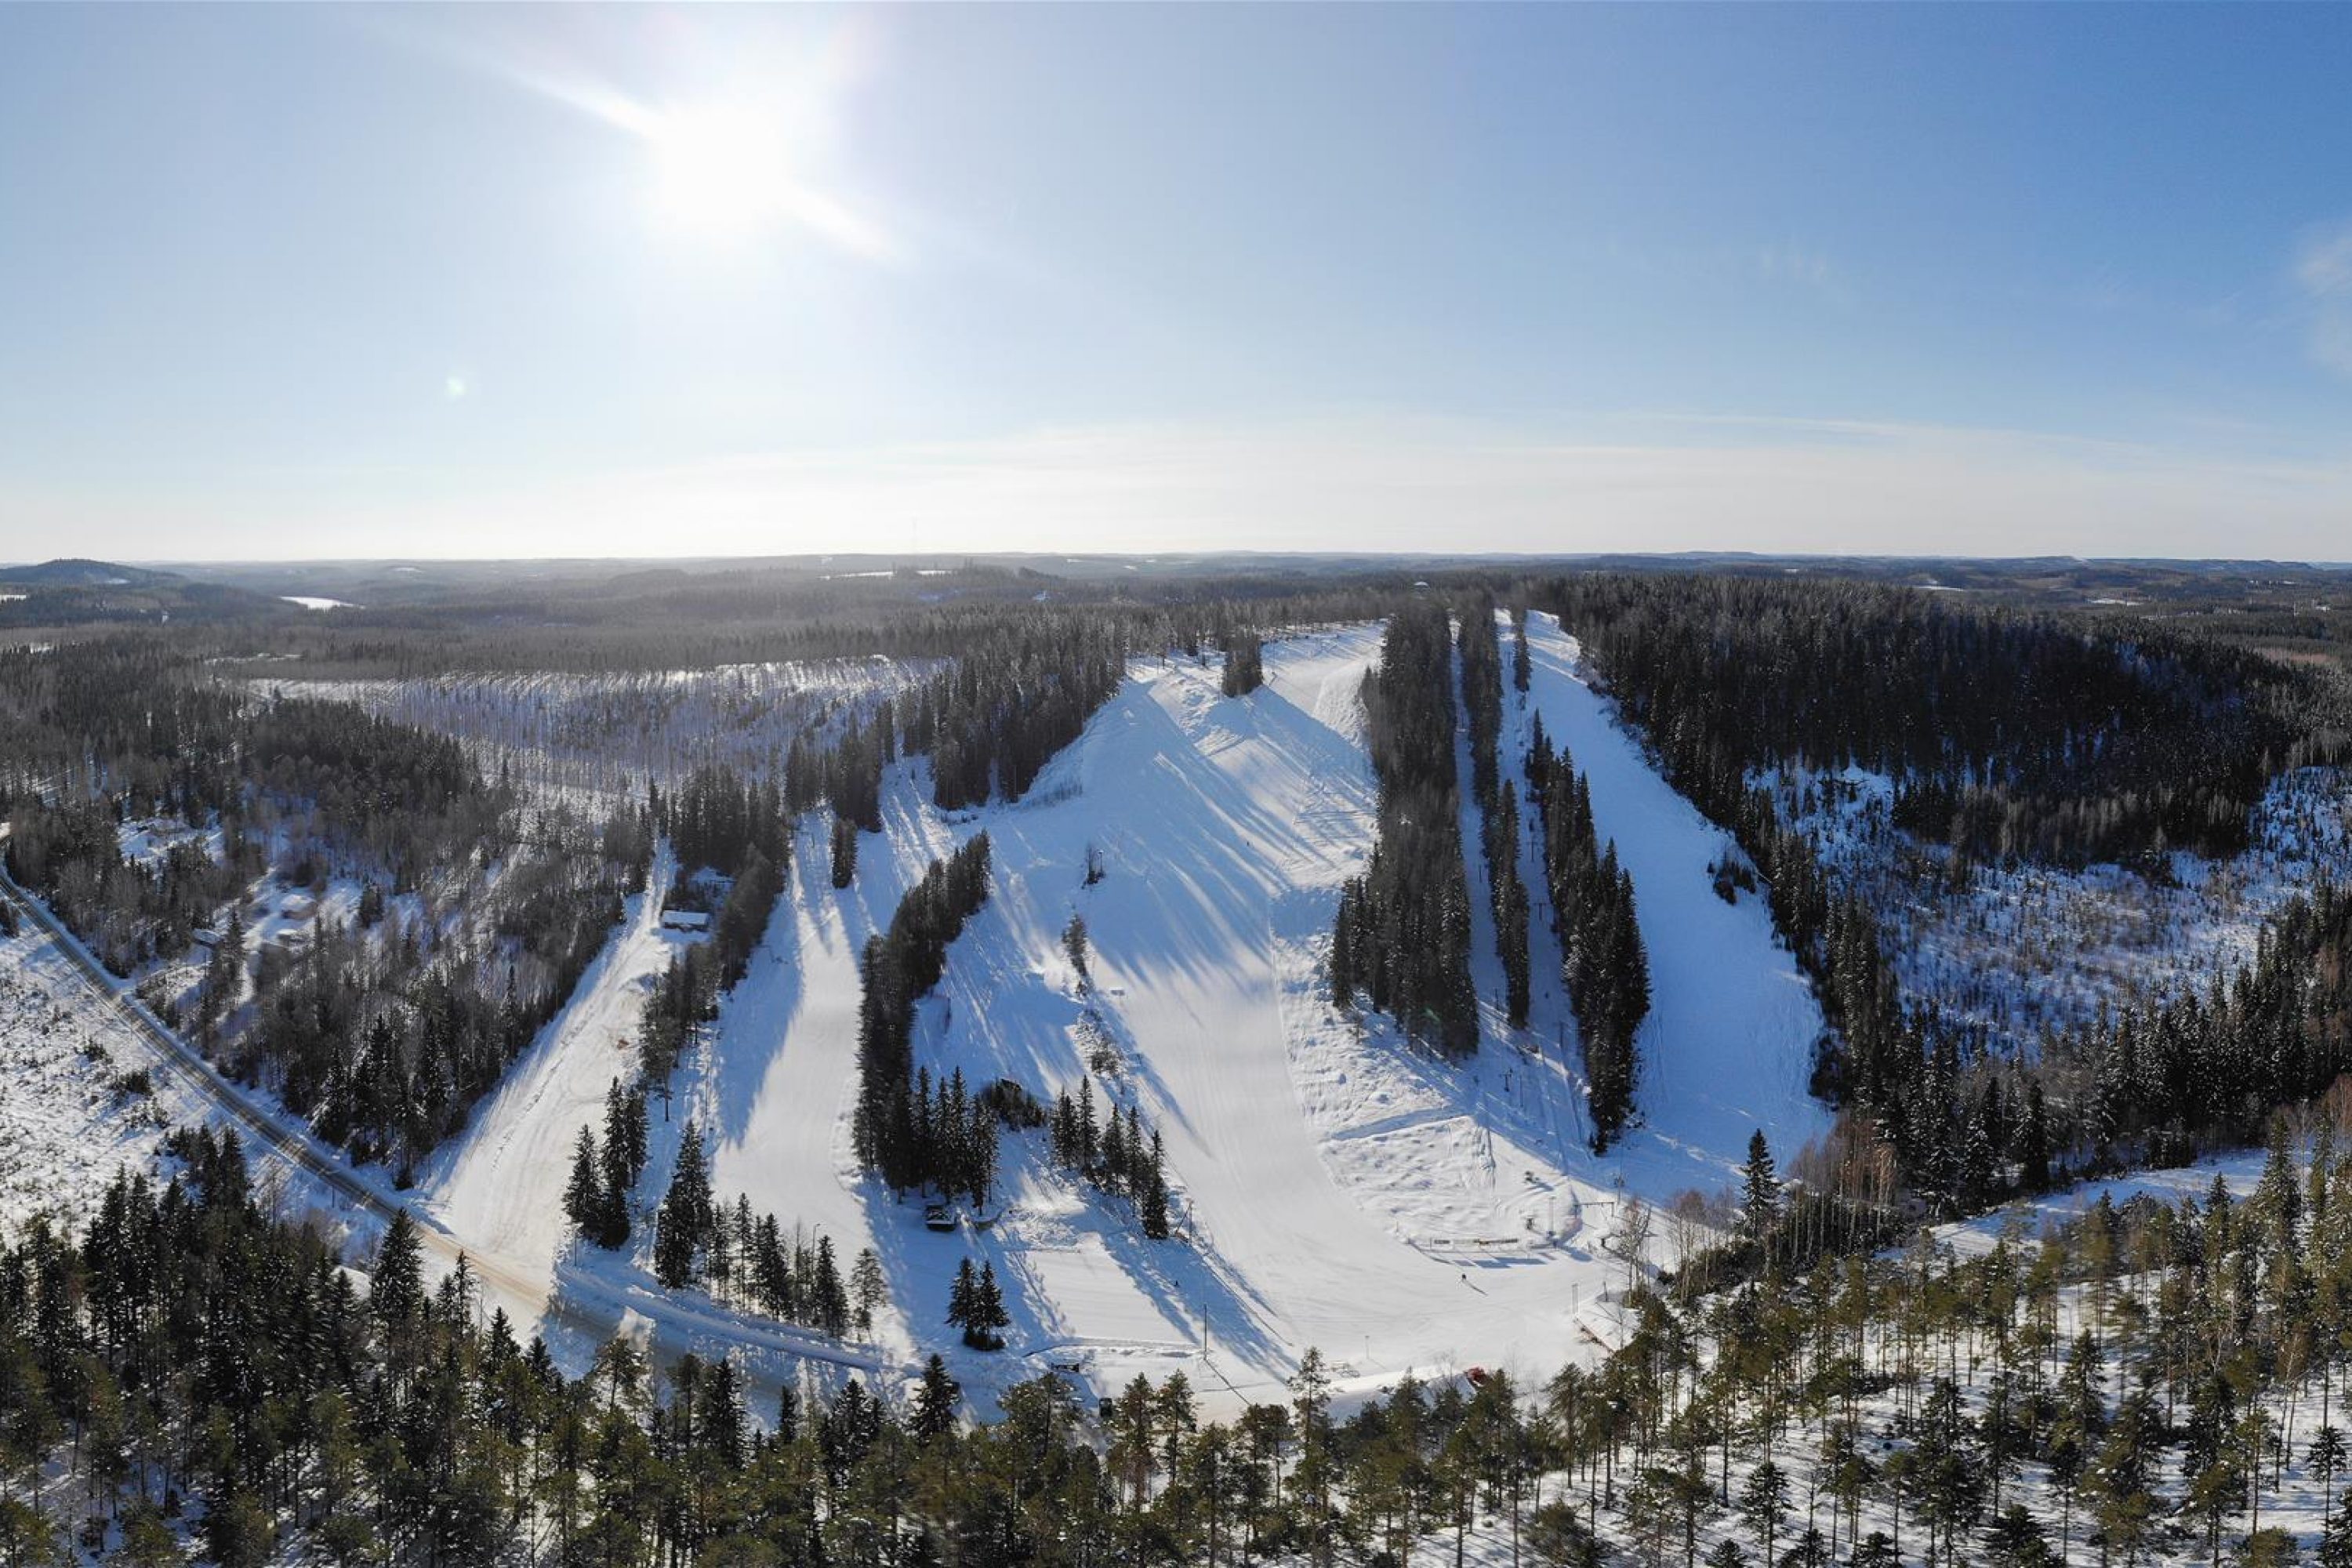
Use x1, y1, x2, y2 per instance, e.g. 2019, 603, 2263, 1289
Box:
3, 5, 2349, 561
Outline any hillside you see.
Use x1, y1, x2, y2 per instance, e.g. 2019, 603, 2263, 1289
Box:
412, 622, 1830, 1416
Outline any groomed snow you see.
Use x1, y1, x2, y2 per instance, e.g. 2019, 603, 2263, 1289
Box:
1515, 612, 1832, 1193
261, 618, 1829, 1417
420, 851, 691, 1301
577, 621, 1835, 1416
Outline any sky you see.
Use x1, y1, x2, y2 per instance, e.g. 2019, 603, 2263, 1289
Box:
2, 5, 2350, 563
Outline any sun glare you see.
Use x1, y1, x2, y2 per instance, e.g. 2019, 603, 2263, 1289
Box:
648, 103, 798, 237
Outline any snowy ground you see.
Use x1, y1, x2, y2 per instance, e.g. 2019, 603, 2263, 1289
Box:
419, 850, 691, 1302
34, 618, 1835, 1422
1936, 1142, 2279, 1262
1516, 612, 1832, 1196
0, 901, 371, 1244
1775, 756, 2352, 1058
522, 620, 1834, 1417
267, 657, 937, 805
0, 928, 184, 1229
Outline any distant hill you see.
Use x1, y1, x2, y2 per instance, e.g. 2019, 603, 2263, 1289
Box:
0, 559, 288, 628
0, 557, 181, 590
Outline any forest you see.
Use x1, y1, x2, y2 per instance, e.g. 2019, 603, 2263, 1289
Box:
1329, 604, 1480, 1056
27, 1123, 2352, 1568
11, 556, 2352, 1566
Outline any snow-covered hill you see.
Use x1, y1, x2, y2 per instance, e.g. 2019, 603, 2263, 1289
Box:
419, 621, 1834, 1414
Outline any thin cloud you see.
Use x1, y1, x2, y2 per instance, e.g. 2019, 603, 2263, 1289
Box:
2295, 222, 2352, 378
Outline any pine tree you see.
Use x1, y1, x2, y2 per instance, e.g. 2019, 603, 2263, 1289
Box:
913, 1354, 960, 1442
813, 1236, 849, 1338
948, 1258, 978, 1342
564, 1126, 602, 1239
1740, 1129, 1781, 1247
850, 1246, 887, 1338
654, 1123, 715, 1289
1142, 1166, 1171, 1240
969, 1261, 1010, 1350
2020, 1081, 2051, 1192
831, 812, 858, 891
372, 1209, 426, 1332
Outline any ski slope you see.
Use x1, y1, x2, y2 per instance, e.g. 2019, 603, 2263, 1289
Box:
656, 621, 1824, 1413
404, 617, 1832, 1415
1515, 612, 1831, 1190
421, 851, 690, 1300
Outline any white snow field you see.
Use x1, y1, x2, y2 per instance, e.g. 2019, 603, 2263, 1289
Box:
85, 617, 1834, 1418
520, 619, 1833, 1416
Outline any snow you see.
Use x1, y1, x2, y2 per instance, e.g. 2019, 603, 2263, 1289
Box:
281, 595, 357, 611
1777, 755, 2352, 1056
1936, 1142, 2276, 1261
26, 616, 1837, 1421
0, 929, 180, 1229
267, 656, 935, 805
0, 886, 367, 1243
116, 816, 214, 869
1515, 612, 1831, 1192
566, 619, 1834, 1417
419, 853, 693, 1302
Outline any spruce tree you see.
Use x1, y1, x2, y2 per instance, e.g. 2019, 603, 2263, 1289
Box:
913, 1355, 960, 1442
372, 1209, 426, 1333
971, 1262, 1010, 1350
654, 1124, 715, 1290
1740, 1129, 1781, 1246
831, 812, 858, 891
948, 1258, 978, 1341
564, 1127, 602, 1239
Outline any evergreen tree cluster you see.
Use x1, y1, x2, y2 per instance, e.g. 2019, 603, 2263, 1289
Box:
238, 822, 633, 1178
1530, 572, 2339, 869
564, 1079, 652, 1249
2, 801, 260, 974
657, 764, 786, 880
653, 764, 789, 988
1459, 598, 1533, 1027
1220, 632, 1265, 698
636, 942, 720, 1088
945, 1258, 1013, 1350
901, 617, 1129, 811
889, 1065, 1002, 1208
829, 811, 858, 889
1906, 879, 2352, 1216
1047, 1076, 1174, 1240
1526, 717, 1651, 1149
1330, 604, 1480, 1056
853, 834, 996, 1193
695, 1203, 855, 1339
34, 1115, 2352, 1568
782, 703, 895, 833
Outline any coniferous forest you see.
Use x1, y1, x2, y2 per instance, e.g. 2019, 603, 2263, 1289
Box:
34, 1122, 2352, 1568
11, 555, 2352, 1567
1329, 604, 1480, 1055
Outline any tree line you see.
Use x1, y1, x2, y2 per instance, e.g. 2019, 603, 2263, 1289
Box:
852, 834, 996, 1196
1330, 603, 1480, 1056
1525, 716, 1652, 1152
1461, 597, 1534, 1029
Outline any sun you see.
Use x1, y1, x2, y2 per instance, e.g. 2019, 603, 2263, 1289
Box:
648, 104, 798, 238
